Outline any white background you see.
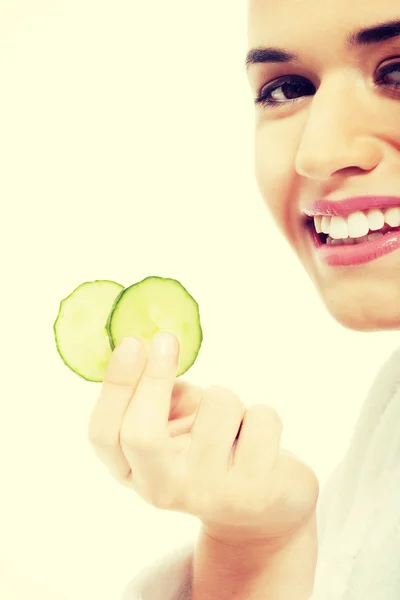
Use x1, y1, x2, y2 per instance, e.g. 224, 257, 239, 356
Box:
1, 1, 399, 598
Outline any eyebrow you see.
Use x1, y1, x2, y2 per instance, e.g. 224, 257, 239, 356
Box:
245, 19, 400, 70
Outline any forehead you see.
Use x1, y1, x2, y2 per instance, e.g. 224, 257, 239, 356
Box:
247, 0, 400, 49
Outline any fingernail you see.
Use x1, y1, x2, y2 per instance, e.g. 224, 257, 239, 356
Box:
115, 337, 141, 364
150, 331, 178, 357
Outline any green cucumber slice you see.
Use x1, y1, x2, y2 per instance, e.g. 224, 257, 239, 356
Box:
54, 280, 124, 382
107, 276, 202, 377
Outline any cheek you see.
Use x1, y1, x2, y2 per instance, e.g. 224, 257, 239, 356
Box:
254, 124, 298, 235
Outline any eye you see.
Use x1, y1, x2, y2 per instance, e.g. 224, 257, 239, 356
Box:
255, 62, 400, 111
376, 61, 400, 89
254, 76, 316, 109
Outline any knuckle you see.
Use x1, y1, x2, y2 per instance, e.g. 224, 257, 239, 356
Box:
203, 386, 245, 413
140, 476, 181, 511
267, 407, 284, 430
120, 427, 160, 452
88, 424, 118, 449
249, 404, 283, 430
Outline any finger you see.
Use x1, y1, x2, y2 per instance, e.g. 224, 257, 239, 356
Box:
88, 336, 147, 480
120, 331, 179, 452
169, 379, 203, 420
167, 380, 203, 440
168, 413, 197, 437
233, 404, 283, 477
188, 386, 245, 487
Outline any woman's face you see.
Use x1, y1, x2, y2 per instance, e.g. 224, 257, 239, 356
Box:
247, 0, 400, 331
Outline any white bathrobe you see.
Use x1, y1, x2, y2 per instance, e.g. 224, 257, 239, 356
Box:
122, 346, 400, 599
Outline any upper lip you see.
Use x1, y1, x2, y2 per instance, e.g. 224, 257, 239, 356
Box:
303, 196, 400, 218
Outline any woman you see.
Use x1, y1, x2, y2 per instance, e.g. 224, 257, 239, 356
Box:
88, 0, 400, 598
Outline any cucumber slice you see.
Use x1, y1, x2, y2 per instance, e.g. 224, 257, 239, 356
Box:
107, 276, 202, 377
54, 280, 124, 382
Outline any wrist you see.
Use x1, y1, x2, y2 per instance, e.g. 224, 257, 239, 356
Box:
193, 512, 318, 600
201, 508, 317, 550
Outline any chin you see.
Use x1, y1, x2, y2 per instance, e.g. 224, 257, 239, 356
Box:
317, 281, 400, 332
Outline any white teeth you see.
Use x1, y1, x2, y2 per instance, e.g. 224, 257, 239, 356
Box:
347, 211, 369, 238
313, 207, 400, 240
367, 209, 385, 231
354, 234, 368, 244
367, 232, 384, 241
326, 236, 355, 245
384, 207, 400, 227
321, 216, 330, 234
329, 238, 343, 245
330, 216, 348, 239
326, 232, 384, 245
314, 215, 323, 234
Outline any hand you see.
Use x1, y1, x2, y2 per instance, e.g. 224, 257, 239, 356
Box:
88, 331, 319, 547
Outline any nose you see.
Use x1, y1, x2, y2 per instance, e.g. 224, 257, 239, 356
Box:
294, 79, 383, 181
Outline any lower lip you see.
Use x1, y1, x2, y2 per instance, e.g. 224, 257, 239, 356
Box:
308, 225, 400, 267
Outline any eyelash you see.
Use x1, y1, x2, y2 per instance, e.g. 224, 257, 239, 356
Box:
254, 62, 400, 109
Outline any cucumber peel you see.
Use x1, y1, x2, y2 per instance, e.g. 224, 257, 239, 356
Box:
54, 280, 124, 382
107, 276, 203, 377
54, 276, 203, 381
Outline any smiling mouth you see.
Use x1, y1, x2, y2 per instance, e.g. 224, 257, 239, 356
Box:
306, 206, 400, 245
309, 222, 400, 245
